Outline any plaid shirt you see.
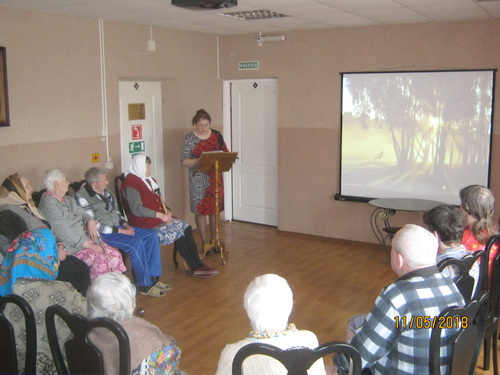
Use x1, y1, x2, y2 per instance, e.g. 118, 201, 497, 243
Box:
75, 185, 126, 234
338, 266, 464, 375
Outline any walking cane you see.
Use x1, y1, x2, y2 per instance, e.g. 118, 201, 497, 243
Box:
95, 232, 116, 272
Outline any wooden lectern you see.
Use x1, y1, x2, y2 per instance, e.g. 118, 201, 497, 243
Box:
197, 151, 238, 264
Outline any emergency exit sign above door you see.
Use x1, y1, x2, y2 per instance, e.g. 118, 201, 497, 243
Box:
238, 61, 259, 70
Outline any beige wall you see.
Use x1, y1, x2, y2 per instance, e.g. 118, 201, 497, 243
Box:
217, 20, 500, 242
0, 7, 222, 228
1, 6, 499, 243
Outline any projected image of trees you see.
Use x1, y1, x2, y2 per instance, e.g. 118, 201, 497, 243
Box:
340, 70, 494, 204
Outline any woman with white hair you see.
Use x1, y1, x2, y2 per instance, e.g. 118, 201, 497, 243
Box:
121, 154, 218, 278
38, 168, 126, 280
87, 272, 184, 375
215, 274, 326, 375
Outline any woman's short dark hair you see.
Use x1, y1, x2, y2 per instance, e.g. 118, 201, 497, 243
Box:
423, 204, 465, 246
192, 109, 211, 125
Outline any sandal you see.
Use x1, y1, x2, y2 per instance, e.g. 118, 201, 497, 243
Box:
154, 281, 172, 291
138, 285, 166, 297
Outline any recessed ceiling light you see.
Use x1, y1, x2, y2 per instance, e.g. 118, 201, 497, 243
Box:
221, 9, 289, 21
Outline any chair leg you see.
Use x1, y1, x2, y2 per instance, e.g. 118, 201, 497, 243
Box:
485, 336, 492, 370
172, 244, 191, 275
493, 329, 499, 375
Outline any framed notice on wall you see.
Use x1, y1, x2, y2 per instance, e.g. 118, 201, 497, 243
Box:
0, 47, 9, 127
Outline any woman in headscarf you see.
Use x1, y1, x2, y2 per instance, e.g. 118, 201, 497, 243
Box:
0, 227, 59, 295
121, 154, 218, 278
38, 168, 126, 281
0, 173, 91, 295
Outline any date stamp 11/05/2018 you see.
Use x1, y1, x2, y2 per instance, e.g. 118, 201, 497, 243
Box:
394, 315, 468, 330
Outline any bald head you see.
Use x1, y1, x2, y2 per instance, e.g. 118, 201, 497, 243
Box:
391, 224, 438, 275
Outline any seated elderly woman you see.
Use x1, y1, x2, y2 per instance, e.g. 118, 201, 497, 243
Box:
0, 173, 90, 295
0, 227, 59, 295
38, 168, 126, 280
215, 274, 326, 375
87, 272, 184, 375
121, 154, 217, 278
423, 204, 479, 282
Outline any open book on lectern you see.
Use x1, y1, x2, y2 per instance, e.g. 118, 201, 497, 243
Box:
197, 151, 238, 173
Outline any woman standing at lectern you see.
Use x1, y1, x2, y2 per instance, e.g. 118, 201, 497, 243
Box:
181, 109, 229, 254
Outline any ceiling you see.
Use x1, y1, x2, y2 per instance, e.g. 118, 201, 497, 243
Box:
1, 0, 500, 35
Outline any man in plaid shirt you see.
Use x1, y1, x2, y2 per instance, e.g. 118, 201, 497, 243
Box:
335, 224, 465, 375
75, 167, 169, 296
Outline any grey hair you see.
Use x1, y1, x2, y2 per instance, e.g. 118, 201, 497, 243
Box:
86, 272, 136, 322
392, 224, 438, 269
84, 167, 107, 185
42, 168, 66, 192
243, 274, 293, 333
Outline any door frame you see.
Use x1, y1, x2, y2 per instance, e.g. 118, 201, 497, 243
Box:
119, 80, 164, 191
223, 80, 233, 221
223, 78, 279, 223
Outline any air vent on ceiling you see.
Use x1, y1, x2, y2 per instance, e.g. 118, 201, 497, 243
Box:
221, 9, 289, 21
172, 0, 237, 10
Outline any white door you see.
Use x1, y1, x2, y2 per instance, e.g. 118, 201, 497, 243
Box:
119, 81, 164, 191
228, 79, 278, 226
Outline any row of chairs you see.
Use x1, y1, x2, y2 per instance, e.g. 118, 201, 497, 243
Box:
0, 293, 130, 375
435, 235, 500, 375
2, 236, 499, 375
232, 235, 500, 375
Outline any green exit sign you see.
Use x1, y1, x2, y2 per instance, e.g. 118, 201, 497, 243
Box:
239, 61, 259, 70
129, 141, 145, 153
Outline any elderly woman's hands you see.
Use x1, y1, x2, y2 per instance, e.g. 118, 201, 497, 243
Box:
83, 239, 105, 253
156, 211, 173, 224
86, 218, 99, 242
57, 243, 68, 261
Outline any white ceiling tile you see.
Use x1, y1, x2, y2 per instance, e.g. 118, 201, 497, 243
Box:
0, 0, 498, 34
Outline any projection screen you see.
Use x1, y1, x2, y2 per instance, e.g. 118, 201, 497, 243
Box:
336, 69, 495, 205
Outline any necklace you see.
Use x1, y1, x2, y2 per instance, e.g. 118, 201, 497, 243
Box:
249, 323, 297, 339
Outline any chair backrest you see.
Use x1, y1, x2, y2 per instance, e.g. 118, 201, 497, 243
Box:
483, 235, 500, 341
0, 294, 37, 375
69, 179, 86, 196
437, 250, 487, 303
46, 304, 131, 375
429, 290, 489, 375
114, 173, 126, 218
13, 278, 87, 375
232, 341, 362, 375
485, 235, 500, 313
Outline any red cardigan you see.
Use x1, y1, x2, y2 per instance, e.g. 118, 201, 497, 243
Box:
121, 173, 164, 228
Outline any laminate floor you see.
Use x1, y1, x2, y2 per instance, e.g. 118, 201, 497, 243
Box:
130, 221, 497, 375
